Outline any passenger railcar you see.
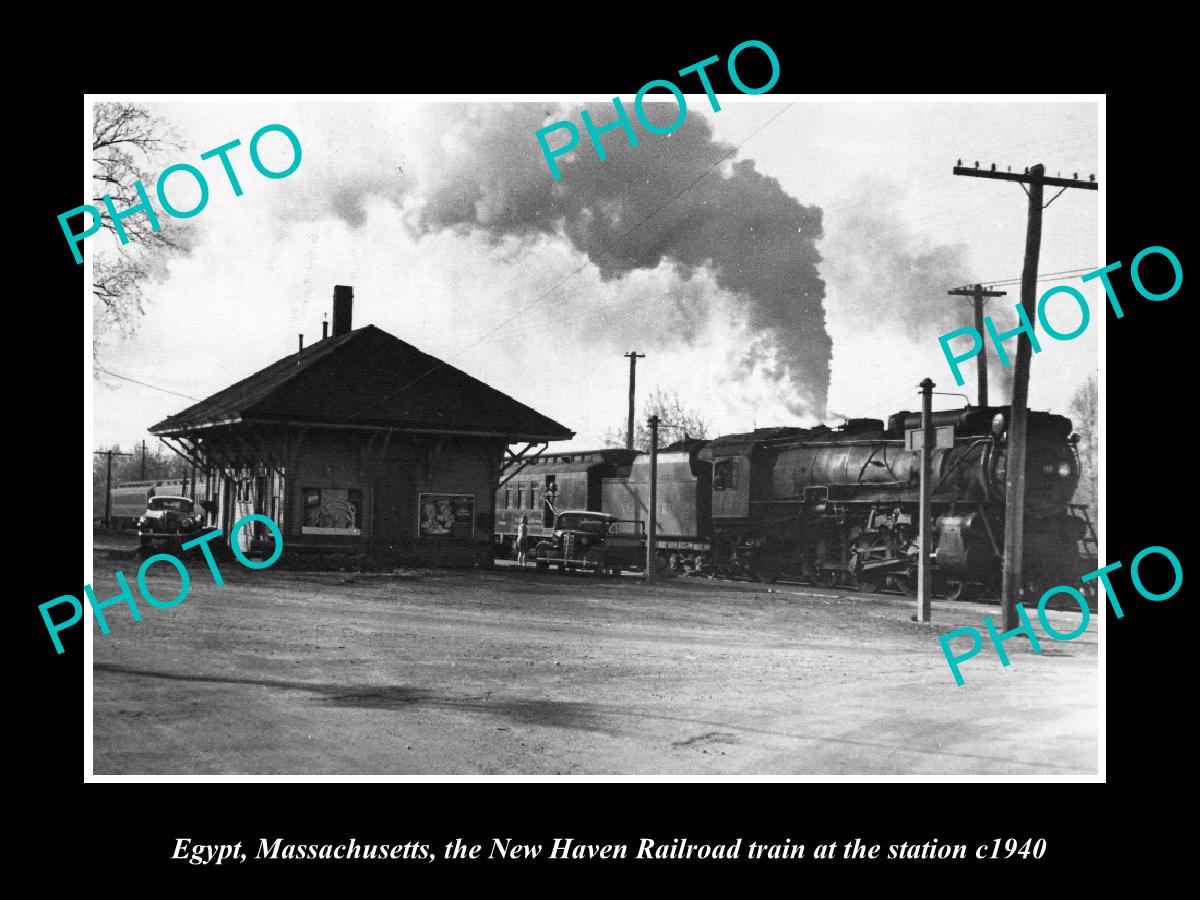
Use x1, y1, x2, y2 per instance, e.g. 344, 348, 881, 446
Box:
494, 449, 636, 555
108, 476, 210, 528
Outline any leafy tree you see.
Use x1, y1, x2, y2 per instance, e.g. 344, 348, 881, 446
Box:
605, 388, 708, 451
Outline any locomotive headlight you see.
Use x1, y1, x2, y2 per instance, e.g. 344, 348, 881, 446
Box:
991, 413, 1005, 436
1058, 462, 1071, 477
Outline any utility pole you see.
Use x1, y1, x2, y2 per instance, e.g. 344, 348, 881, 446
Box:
140, 439, 147, 479
93, 449, 133, 526
953, 161, 1097, 629
624, 351, 645, 450
947, 284, 1007, 406
917, 378, 935, 623
645, 414, 659, 583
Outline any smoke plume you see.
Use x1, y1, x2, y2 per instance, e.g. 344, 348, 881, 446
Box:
824, 178, 976, 339
405, 103, 831, 419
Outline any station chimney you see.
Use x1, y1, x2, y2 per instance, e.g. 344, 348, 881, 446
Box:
332, 285, 354, 337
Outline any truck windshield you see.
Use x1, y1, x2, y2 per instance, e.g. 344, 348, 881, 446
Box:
556, 514, 610, 534
148, 497, 193, 512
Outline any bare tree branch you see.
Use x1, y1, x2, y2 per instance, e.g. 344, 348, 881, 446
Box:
92, 102, 189, 358
605, 389, 709, 451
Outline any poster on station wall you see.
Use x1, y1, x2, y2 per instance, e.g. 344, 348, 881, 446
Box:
416, 492, 475, 538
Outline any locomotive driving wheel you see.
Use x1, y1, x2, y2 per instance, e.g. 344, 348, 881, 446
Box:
857, 572, 885, 593
750, 558, 780, 584
811, 535, 839, 589
943, 580, 974, 602
851, 534, 891, 594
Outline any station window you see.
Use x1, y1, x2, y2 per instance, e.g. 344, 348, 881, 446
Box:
713, 459, 738, 490
301, 487, 364, 535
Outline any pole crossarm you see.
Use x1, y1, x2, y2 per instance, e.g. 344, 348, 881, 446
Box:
952, 165, 1098, 190
947, 285, 1007, 299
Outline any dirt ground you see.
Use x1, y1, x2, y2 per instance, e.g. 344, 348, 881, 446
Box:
91, 545, 1098, 776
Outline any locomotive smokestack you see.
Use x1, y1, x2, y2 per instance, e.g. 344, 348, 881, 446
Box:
332, 285, 354, 337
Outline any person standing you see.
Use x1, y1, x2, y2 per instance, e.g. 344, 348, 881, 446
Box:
516, 516, 529, 567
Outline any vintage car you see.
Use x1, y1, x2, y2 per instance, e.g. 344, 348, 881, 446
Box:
138, 495, 205, 552
533, 509, 646, 575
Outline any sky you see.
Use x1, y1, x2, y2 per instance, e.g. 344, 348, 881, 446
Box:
90, 98, 1099, 452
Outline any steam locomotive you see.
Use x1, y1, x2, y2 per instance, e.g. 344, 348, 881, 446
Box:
495, 404, 1096, 599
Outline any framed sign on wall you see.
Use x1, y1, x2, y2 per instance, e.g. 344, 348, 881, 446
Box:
417, 492, 475, 538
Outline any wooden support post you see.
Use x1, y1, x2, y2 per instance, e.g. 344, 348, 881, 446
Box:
624, 351, 644, 450
645, 414, 659, 582
917, 378, 935, 623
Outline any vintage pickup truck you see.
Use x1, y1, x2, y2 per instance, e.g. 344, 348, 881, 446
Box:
533, 509, 646, 575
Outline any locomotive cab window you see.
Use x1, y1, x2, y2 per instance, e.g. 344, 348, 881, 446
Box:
713, 459, 738, 491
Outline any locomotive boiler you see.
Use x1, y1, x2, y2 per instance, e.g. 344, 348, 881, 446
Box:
697, 405, 1086, 600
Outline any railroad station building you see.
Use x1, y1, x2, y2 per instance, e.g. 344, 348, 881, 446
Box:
150, 286, 574, 567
